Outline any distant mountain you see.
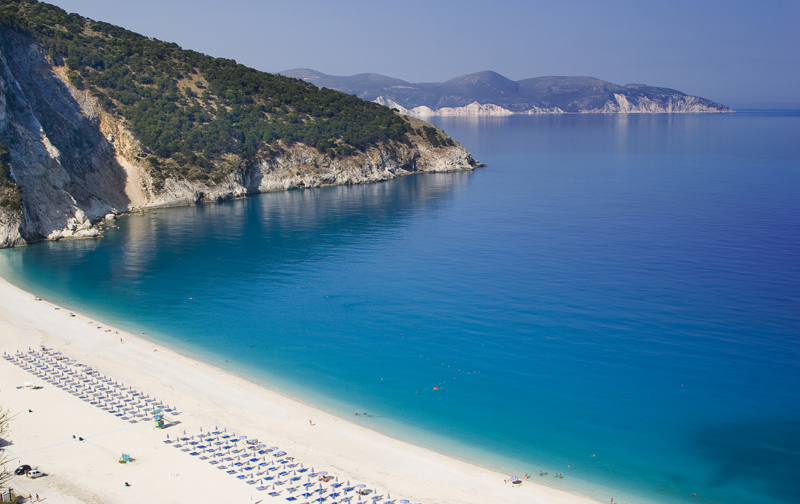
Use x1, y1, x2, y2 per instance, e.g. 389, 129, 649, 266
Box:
280, 69, 733, 116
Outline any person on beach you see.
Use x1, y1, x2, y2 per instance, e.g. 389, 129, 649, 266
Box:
525, 472, 528, 479
540, 470, 542, 476
309, 420, 313, 426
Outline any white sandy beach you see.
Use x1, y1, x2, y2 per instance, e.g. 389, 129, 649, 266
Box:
0, 275, 600, 504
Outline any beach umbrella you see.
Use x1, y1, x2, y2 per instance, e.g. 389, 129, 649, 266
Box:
318, 471, 328, 476
399, 500, 410, 504
510, 476, 520, 483
356, 484, 366, 489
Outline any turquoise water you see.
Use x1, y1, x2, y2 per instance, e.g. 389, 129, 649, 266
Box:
1, 111, 799, 504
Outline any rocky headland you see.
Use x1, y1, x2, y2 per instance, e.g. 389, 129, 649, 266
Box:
0, 1, 479, 248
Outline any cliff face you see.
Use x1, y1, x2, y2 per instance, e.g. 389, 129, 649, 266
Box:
0, 32, 478, 248
376, 94, 723, 117
375, 97, 563, 117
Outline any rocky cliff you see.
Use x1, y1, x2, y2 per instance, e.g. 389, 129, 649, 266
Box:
0, 29, 478, 248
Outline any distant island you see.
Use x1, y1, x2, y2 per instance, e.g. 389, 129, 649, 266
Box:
280, 69, 733, 116
0, 0, 478, 248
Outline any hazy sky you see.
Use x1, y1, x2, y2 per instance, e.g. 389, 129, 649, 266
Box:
47, 0, 800, 108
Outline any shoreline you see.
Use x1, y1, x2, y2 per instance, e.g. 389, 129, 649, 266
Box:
0, 275, 601, 504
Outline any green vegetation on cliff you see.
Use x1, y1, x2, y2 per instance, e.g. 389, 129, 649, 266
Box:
0, 0, 451, 185
0, 141, 21, 211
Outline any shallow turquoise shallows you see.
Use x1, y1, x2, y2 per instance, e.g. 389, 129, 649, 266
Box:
2, 111, 798, 504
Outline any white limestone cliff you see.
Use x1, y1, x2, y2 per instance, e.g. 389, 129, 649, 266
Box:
375, 94, 729, 117
375, 97, 565, 116
0, 36, 478, 248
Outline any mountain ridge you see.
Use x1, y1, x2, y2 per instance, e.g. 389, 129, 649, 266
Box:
0, 0, 478, 247
280, 69, 733, 115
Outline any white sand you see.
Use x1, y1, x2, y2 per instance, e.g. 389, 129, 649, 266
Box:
0, 276, 600, 504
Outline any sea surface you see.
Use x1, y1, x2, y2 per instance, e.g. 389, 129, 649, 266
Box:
2, 111, 799, 504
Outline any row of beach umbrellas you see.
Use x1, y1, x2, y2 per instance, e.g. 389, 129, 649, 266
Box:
168, 426, 422, 504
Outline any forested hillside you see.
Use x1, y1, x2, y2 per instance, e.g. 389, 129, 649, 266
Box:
0, 0, 476, 247
0, 0, 454, 186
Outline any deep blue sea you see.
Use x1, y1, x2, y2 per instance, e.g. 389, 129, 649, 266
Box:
2, 111, 799, 504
